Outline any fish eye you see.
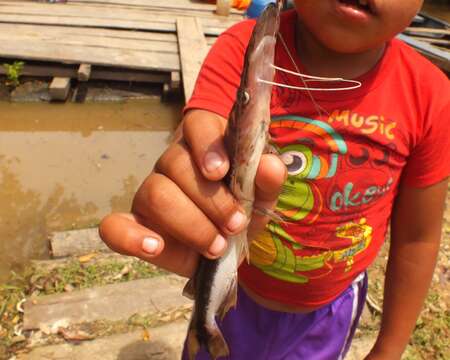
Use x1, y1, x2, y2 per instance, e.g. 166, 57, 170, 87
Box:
243, 91, 250, 104
281, 151, 307, 176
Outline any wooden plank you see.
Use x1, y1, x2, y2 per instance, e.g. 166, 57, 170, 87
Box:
177, 17, 209, 101
405, 27, 450, 36
0, 13, 172, 32
0, 24, 180, 54
0, 13, 229, 36
77, 63, 91, 81
68, 0, 242, 14
23, 275, 191, 330
0, 38, 180, 72
0, 1, 243, 20
0, 21, 179, 43
0, 62, 171, 83
50, 228, 110, 257
409, 36, 450, 46
0, 3, 239, 32
49, 77, 71, 101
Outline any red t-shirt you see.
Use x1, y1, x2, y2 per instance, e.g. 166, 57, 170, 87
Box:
186, 10, 450, 308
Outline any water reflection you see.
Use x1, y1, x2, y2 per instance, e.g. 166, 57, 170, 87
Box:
0, 100, 181, 280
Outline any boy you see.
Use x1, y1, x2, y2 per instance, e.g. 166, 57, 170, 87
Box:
99, 0, 449, 359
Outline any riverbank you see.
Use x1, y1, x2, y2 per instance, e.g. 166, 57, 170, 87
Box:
1, 199, 449, 359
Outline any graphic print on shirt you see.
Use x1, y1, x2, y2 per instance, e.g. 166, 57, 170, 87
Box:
250, 114, 384, 283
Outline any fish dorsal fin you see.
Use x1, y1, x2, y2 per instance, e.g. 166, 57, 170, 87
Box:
182, 278, 196, 300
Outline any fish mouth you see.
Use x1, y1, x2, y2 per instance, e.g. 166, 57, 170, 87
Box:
257, 2, 281, 37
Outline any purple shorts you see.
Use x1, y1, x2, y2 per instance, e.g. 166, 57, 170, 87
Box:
182, 272, 368, 360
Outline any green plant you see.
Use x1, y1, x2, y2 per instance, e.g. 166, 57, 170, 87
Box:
3, 61, 24, 87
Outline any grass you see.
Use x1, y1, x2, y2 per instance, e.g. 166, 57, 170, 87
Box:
3, 61, 24, 88
364, 208, 450, 360
0, 255, 166, 358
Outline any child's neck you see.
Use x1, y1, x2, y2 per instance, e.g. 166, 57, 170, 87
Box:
295, 22, 386, 79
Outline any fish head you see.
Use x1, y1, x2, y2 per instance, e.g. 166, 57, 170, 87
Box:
237, 2, 280, 117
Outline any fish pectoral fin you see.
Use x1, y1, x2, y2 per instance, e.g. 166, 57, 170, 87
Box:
253, 206, 286, 224
182, 279, 195, 300
264, 142, 279, 155
218, 277, 238, 321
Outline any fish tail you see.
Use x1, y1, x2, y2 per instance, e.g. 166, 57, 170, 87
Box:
207, 326, 230, 360
187, 321, 230, 360
186, 326, 200, 360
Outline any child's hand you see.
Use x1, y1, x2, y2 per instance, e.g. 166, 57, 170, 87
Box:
99, 110, 287, 278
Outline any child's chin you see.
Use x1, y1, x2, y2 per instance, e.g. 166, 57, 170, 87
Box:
317, 29, 386, 54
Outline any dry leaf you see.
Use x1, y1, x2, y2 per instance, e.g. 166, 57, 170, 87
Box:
78, 253, 97, 263
64, 284, 74, 293
58, 328, 95, 342
142, 329, 150, 342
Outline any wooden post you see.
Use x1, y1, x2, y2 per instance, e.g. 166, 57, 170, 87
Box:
77, 63, 91, 82
170, 71, 181, 92
49, 77, 71, 101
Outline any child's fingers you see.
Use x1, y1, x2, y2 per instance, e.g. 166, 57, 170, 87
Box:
155, 141, 247, 236
183, 109, 230, 181
132, 173, 229, 259
249, 154, 287, 237
99, 212, 198, 278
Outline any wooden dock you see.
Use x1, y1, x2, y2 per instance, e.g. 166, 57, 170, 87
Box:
0, 0, 244, 100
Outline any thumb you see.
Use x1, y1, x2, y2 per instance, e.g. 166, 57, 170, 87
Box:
249, 153, 287, 238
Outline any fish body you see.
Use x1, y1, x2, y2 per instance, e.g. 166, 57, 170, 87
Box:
186, 3, 281, 359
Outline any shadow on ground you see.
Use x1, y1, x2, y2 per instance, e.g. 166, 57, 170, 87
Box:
117, 340, 179, 360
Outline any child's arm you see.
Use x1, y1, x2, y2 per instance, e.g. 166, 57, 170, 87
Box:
366, 178, 448, 360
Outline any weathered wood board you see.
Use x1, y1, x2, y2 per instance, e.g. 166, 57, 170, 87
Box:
19, 320, 189, 360
0, 1, 242, 21
0, 2, 237, 36
0, 24, 179, 54
68, 0, 242, 15
0, 0, 241, 92
0, 61, 173, 83
23, 275, 191, 330
0, 38, 180, 72
50, 228, 110, 257
177, 17, 209, 101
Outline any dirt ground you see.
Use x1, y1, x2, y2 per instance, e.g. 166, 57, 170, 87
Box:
362, 184, 450, 359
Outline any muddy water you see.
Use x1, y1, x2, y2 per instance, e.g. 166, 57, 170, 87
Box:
0, 99, 182, 280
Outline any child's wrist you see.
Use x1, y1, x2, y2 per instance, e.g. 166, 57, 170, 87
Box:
368, 339, 404, 360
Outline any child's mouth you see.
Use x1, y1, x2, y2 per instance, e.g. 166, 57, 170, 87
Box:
337, 0, 374, 15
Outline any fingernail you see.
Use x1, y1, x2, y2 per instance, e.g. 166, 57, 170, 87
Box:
227, 211, 247, 232
204, 151, 224, 173
142, 237, 159, 255
207, 234, 227, 257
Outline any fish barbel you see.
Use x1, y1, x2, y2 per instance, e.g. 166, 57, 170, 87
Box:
185, 3, 281, 359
